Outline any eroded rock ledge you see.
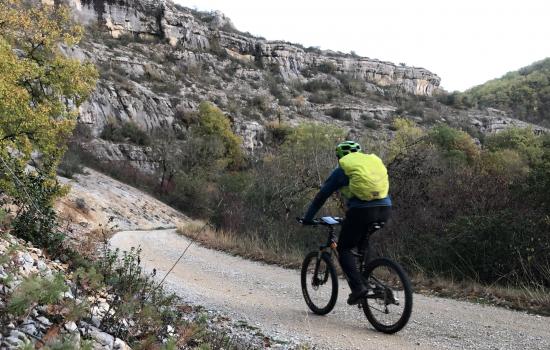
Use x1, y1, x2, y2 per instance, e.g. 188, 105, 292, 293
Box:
69, 0, 440, 96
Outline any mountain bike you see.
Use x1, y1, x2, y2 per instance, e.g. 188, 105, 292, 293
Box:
298, 216, 413, 334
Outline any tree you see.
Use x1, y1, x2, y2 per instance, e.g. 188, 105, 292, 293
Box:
196, 102, 244, 169
0, 0, 97, 245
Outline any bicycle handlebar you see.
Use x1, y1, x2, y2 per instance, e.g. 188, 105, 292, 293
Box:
296, 216, 343, 226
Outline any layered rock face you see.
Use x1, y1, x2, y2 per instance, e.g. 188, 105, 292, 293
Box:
69, 0, 440, 96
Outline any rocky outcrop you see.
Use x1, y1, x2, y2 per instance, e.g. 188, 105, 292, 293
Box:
78, 80, 175, 136
0, 229, 300, 349
69, 0, 440, 96
0, 233, 133, 350
465, 108, 547, 135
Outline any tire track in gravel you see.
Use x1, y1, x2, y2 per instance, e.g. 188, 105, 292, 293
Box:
110, 229, 550, 350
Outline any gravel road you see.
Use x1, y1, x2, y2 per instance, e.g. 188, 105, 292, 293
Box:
110, 229, 550, 350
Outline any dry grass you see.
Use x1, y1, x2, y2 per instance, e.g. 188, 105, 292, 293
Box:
177, 221, 303, 269
413, 272, 550, 316
179, 222, 550, 316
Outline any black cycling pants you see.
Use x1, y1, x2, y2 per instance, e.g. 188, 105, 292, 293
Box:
337, 206, 391, 292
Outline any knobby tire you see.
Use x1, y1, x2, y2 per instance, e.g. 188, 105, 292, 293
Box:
301, 251, 338, 315
361, 257, 413, 333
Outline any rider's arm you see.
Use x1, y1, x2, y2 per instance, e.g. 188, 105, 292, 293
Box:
303, 167, 348, 222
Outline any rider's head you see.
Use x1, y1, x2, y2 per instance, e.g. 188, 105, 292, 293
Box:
335, 141, 361, 159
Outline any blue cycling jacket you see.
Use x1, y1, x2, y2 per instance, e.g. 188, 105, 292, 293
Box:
303, 167, 392, 222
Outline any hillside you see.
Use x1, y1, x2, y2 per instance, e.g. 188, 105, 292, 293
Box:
459, 58, 550, 127
63, 0, 546, 166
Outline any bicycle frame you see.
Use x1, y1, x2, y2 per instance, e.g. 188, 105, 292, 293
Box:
312, 222, 391, 303
301, 217, 412, 332
313, 224, 354, 288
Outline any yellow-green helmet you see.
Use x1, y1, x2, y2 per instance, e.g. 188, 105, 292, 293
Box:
336, 141, 361, 159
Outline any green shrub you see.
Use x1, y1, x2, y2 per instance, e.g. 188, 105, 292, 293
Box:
196, 102, 244, 169
100, 119, 151, 146
485, 127, 543, 164
94, 247, 179, 344
8, 273, 68, 316
337, 74, 364, 95
438, 211, 550, 285
211, 122, 346, 252
57, 147, 85, 178
364, 119, 381, 129
429, 125, 480, 163
304, 79, 335, 92
327, 107, 352, 121
266, 122, 292, 145
309, 90, 338, 104
10, 172, 65, 252
249, 95, 270, 113
151, 81, 181, 95
317, 61, 337, 74
143, 64, 163, 81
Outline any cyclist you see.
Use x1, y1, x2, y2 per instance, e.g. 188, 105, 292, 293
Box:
300, 141, 391, 305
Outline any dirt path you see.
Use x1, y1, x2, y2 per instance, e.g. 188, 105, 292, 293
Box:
110, 229, 550, 350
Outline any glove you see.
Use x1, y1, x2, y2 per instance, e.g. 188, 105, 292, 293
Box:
297, 217, 314, 225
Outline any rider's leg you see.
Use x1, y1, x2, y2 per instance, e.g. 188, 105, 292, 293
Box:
337, 209, 365, 292
338, 206, 391, 304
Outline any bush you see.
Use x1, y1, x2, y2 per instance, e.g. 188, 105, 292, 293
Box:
10, 172, 66, 253
485, 127, 543, 164
381, 126, 550, 289
309, 90, 338, 104
266, 122, 292, 145
317, 61, 337, 74
439, 212, 549, 285
429, 125, 480, 163
57, 147, 85, 178
304, 79, 335, 92
100, 119, 151, 146
249, 95, 270, 113
210, 123, 346, 255
8, 273, 68, 316
337, 74, 364, 95
364, 119, 381, 129
151, 81, 181, 95
92, 247, 179, 343
144, 64, 163, 81
327, 107, 352, 121
196, 102, 244, 169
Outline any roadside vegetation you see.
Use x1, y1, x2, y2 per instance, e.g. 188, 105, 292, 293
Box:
0, 2, 253, 349
180, 120, 550, 315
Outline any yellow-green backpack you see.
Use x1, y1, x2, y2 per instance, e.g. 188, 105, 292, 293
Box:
338, 152, 389, 201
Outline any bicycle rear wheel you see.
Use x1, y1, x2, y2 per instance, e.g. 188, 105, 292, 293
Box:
361, 257, 413, 333
300, 251, 338, 315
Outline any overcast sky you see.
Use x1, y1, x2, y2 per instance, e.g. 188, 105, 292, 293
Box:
174, 0, 549, 92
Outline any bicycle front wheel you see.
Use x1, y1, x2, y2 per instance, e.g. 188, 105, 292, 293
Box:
361, 258, 413, 333
300, 251, 338, 315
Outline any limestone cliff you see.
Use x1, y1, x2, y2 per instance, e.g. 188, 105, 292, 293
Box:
61, 0, 545, 164
69, 0, 440, 96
